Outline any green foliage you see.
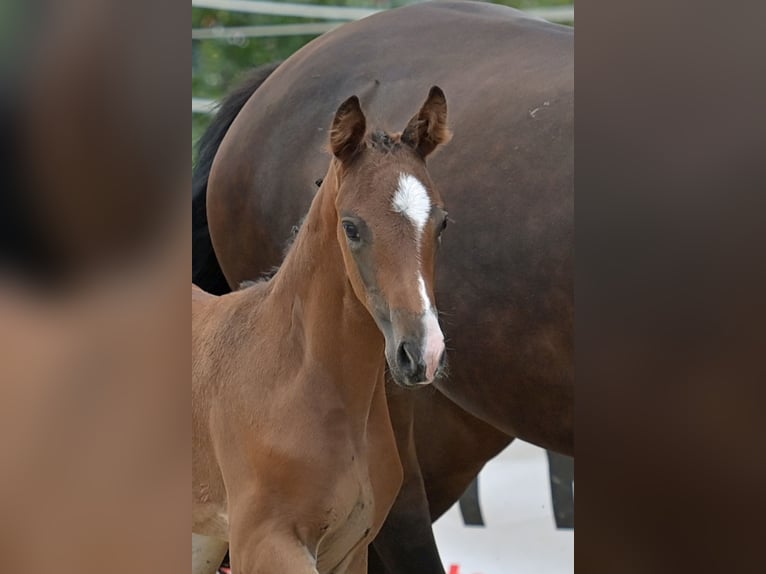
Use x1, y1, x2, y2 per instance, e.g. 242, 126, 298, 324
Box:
192, 1, 572, 161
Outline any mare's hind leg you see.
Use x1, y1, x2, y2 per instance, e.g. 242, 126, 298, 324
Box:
192, 533, 228, 574
415, 389, 512, 520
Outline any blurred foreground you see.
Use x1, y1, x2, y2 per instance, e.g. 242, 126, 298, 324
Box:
1, 1, 188, 572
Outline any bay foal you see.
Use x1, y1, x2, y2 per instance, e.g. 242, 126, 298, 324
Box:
192, 88, 451, 573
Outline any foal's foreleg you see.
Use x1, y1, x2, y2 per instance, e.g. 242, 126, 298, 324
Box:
332, 546, 368, 574
229, 527, 318, 574
192, 533, 228, 574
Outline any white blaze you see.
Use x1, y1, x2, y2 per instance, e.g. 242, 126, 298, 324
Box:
418, 275, 445, 381
393, 173, 445, 383
392, 173, 431, 239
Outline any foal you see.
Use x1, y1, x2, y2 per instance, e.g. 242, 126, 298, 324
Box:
192, 87, 451, 573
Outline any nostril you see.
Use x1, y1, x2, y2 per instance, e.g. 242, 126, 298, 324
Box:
397, 341, 417, 376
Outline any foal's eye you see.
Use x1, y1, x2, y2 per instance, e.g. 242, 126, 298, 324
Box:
439, 217, 448, 234
342, 221, 361, 241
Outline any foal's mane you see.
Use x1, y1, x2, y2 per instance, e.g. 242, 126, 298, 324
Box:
236, 217, 303, 290
237, 197, 311, 291
369, 130, 403, 154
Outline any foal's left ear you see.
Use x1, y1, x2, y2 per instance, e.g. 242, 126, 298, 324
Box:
331, 95, 366, 163
401, 86, 452, 159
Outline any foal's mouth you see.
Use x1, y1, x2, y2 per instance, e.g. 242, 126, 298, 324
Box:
387, 350, 448, 389
374, 307, 447, 388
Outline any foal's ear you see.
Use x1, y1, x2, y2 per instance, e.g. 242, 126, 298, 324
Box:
331, 95, 366, 163
401, 86, 451, 159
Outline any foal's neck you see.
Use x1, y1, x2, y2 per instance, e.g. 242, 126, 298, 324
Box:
268, 161, 384, 412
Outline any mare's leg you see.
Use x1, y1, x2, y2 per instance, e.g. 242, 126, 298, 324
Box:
414, 388, 512, 520
369, 384, 445, 574
192, 533, 228, 574
367, 548, 386, 573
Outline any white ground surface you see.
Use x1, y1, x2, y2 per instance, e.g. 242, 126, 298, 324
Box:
432, 441, 574, 574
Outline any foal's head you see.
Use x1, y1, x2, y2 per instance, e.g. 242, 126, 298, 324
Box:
327, 87, 451, 387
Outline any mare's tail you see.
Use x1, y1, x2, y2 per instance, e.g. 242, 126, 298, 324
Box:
192, 61, 280, 294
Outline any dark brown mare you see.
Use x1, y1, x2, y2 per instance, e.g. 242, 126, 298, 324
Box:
192, 2, 573, 572
192, 89, 453, 573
